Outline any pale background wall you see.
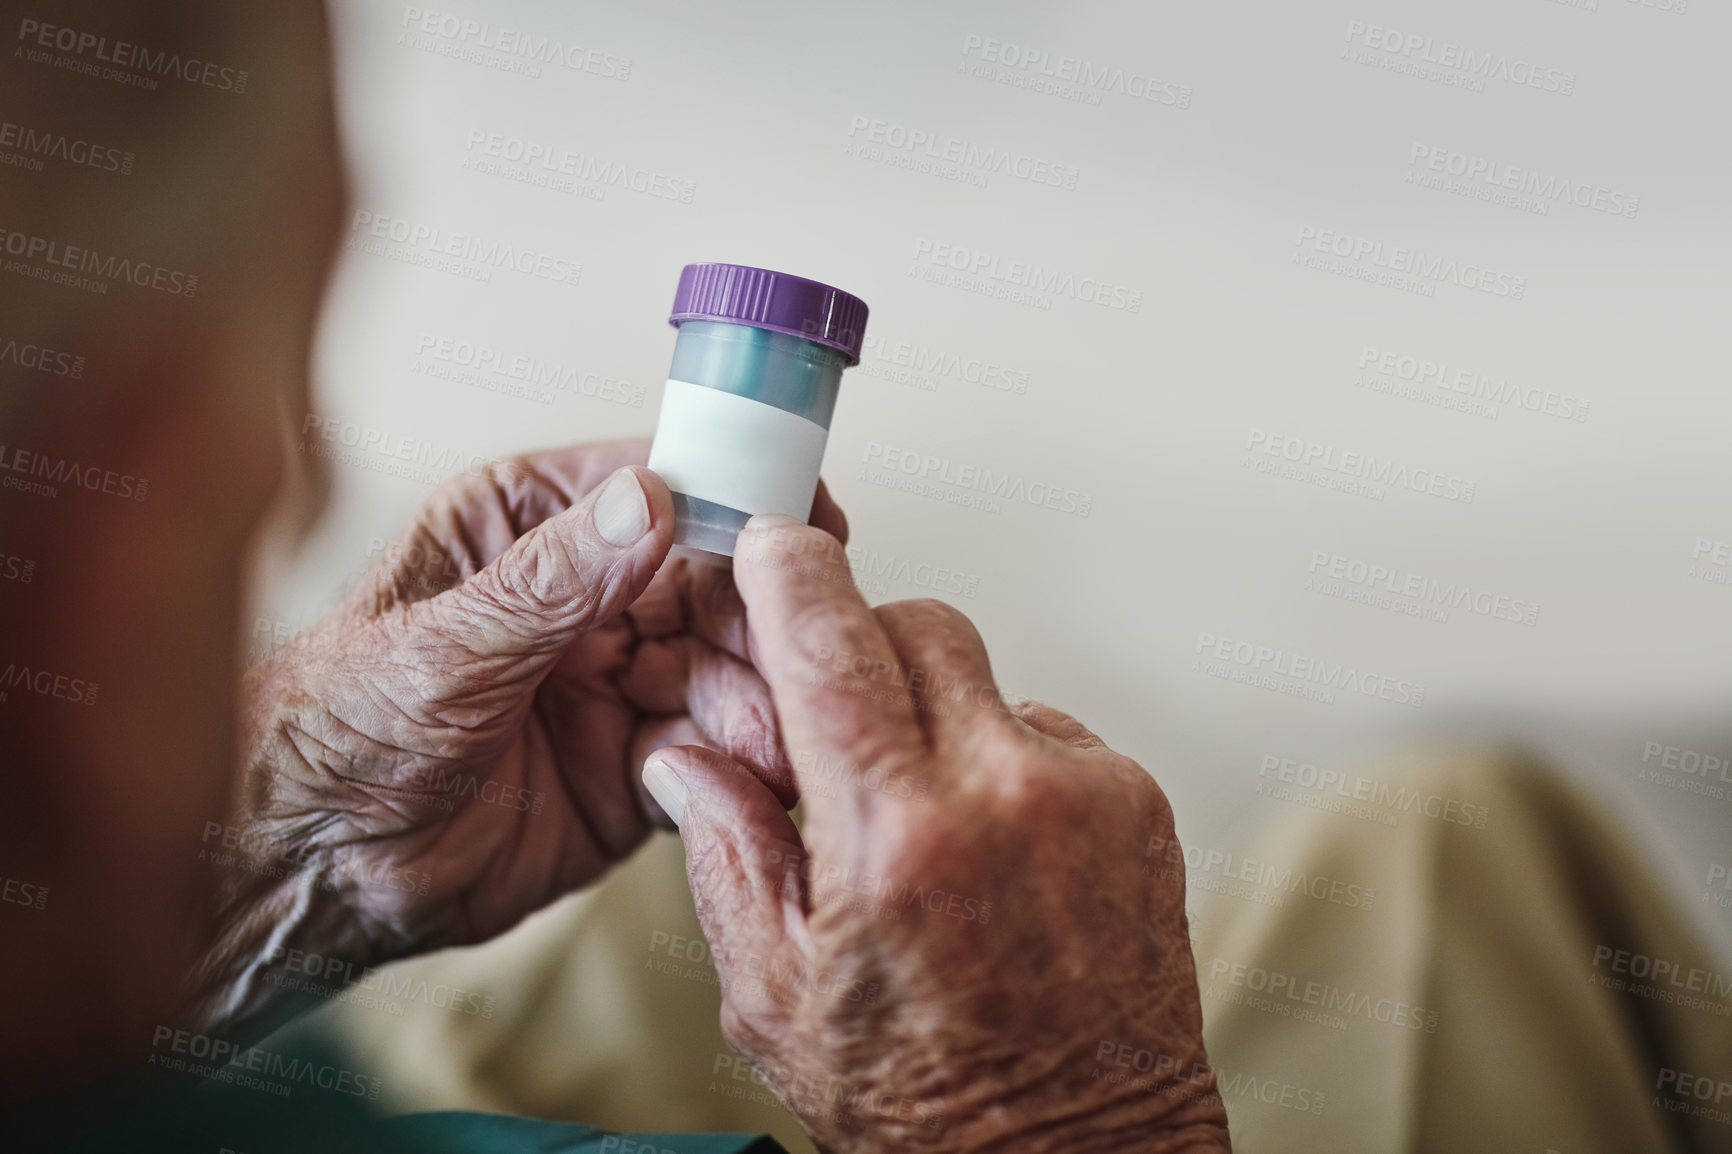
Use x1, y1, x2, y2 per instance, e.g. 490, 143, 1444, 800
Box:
257, 0, 1732, 1057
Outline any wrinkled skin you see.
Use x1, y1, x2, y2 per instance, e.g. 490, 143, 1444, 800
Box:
187, 442, 838, 1028
648, 519, 1233, 1153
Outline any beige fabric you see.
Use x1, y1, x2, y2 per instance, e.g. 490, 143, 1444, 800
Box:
288, 750, 1732, 1153
1193, 748, 1732, 1152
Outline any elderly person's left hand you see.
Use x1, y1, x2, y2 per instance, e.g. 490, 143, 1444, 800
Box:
187, 439, 838, 1032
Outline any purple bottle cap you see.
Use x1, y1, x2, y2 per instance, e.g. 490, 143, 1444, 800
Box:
669, 263, 869, 365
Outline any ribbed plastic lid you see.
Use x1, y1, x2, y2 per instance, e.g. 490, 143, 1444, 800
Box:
669, 263, 869, 365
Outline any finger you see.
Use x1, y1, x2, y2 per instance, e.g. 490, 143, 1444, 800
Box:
731, 516, 928, 813
468, 438, 652, 529
643, 746, 813, 1025
619, 636, 801, 808
533, 682, 653, 860
809, 478, 848, 545
362, 440, 656, 605
627, 480, 845, 660
411, 466, 673, 682
629, 715, 706, 829
872, 599, 1017, 750
1007, 699, 1105, 750
621, 553, 748, 664
667, 553, 752, 662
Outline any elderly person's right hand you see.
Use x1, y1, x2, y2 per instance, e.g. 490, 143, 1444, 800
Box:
641, 518, 1232, 1153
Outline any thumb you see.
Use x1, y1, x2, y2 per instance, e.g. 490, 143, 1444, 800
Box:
643, 746, 813, 1022
413, 466, 672, 671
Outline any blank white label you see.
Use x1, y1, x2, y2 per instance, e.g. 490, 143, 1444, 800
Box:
646, 378, 829, 519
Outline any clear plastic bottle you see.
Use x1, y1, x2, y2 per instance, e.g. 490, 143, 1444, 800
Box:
646, 263, 869, 555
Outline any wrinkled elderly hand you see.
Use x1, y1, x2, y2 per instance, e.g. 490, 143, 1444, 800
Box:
643, 518, 1231, 1153
188, 441, 836, 1031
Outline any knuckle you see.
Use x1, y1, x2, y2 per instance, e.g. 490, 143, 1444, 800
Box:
983, 753, 1078, 824
879, 597, 975, 636
472, 524, 614, 639
691, 562, 745, 628
423, 461, 505, 522
858, 794, 957, 880
728, 694, 783, 771
717, 998, 780, 1064
717, 999, 755, 1051
1128, 759, 1176, 826
468, 456, 539, 506
498, 525, 589, 613
685, 839, 742, 919
782, 599, 881, 677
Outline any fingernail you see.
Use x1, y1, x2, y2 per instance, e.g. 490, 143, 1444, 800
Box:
744, 514, 803, 535
594, 470, 651, 547
643, 758, 688, 828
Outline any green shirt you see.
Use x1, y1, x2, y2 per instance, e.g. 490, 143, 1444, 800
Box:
5, 1035, 787, 1154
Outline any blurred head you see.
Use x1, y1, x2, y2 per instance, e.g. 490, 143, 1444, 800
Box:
0, 0, 344, 1094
